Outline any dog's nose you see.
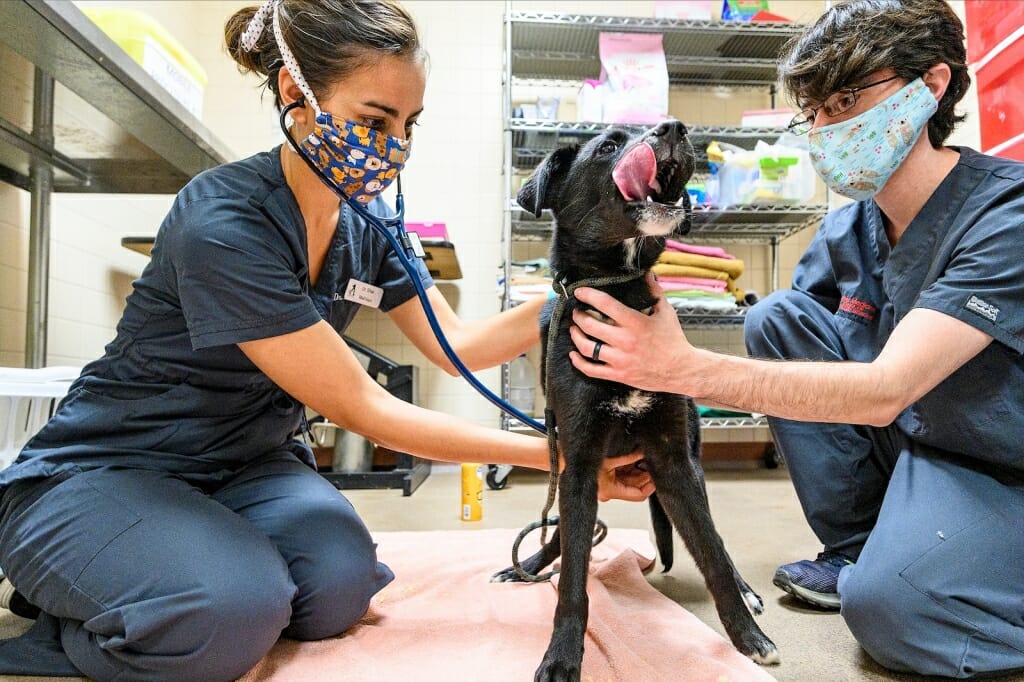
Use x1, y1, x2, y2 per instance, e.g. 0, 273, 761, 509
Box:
651, 119, 688, 143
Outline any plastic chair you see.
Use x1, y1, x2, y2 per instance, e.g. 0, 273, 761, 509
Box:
0, 366, 80, 470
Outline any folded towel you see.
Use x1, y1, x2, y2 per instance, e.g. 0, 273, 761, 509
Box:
725, 278, 746, 303
665, 239, 735, 259
657, 251, 745, 279
656, 275, 727, 289
698, 406, 754, 418
660, 282, 730, 295
668, 295, 739, 313
652, 263, 729, 281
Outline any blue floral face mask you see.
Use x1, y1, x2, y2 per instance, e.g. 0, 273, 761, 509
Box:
243, 0, 410, 205
807, 78, 938, 201
299, 112, 410, 205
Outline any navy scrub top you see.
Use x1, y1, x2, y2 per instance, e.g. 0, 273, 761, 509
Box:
791, 147, 1024, 469
1, 147, 433, 489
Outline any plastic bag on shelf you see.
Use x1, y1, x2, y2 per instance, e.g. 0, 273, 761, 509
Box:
713, 138, 815, 206
598, 32, 669, 125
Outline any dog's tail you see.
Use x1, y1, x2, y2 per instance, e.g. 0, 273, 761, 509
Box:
649, 493, 674, 572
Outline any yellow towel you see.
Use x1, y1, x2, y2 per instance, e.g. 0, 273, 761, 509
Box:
652, 264, 728, 280
657, 252, 745, 279
725, 278, 745, 303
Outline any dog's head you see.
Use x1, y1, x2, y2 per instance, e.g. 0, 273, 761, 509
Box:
517, 120, 695, 274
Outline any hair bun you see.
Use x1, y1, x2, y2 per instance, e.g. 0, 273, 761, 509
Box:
225, 6, 268, 75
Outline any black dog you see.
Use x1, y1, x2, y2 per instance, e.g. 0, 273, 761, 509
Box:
493, 120, 778, 681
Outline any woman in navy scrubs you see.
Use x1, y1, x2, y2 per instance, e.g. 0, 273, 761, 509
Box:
0, 2, 653, 680
568, 0, 1024, 677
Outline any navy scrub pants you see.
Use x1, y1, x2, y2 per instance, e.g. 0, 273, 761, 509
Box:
0, 449, 393, 682
745, 289, 1024, 677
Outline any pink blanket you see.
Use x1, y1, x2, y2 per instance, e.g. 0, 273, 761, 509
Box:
665, 239, 735, 259
239, 528, 776, 682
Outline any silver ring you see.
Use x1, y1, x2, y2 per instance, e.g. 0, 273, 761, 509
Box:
591, 340, 603, 362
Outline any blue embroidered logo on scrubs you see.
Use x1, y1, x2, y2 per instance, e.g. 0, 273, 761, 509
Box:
808, 78, 937, 201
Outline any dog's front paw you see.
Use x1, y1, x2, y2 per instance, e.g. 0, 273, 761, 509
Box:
534, 634, 584, 682
739, 631, 780, 666
534, 652, 581, 682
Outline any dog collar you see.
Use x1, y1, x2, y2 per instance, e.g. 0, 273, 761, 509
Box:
551, 271, 654, 320
550, 270, 645, 300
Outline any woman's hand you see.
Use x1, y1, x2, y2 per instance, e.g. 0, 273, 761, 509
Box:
597, 451, 655, 502
569, 273, 694, 395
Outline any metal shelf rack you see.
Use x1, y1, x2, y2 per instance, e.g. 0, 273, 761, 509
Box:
509, 12, 805, 87
509, 202, 825, 245
500, 7, 821, 445
510, 120, 803, 174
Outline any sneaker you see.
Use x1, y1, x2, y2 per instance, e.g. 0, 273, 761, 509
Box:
773, 551, 854, 610
0, 576, 40, 620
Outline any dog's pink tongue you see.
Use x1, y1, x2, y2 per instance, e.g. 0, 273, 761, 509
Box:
612, 142, 657, 201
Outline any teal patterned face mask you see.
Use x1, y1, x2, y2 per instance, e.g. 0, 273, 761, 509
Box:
807, 78, 938, 200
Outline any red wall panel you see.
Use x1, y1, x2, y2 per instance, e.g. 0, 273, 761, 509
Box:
965, 1, 1024, 160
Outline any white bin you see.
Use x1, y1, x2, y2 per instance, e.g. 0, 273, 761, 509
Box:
0, 367, 80, 471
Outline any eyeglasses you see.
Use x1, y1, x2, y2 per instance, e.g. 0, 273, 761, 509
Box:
787, 75, 901, 135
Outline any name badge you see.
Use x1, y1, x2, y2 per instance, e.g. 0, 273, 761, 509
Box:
342, 279, 384, 308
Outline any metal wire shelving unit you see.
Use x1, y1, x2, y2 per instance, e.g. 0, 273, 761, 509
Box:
499, 7, 823, 451
508, 12, 805, 87
509, 120, 808, 171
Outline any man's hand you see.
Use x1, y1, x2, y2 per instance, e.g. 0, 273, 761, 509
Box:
597, 451, 655, 502
569, 273, 695, 394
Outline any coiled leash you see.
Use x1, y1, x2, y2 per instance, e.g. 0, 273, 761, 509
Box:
511, 269, 643, 582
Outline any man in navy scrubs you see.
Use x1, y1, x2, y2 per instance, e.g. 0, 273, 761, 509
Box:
565, 0, 1024, 677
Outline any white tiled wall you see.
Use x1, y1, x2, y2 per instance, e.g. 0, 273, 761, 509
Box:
0, 1, 980, 434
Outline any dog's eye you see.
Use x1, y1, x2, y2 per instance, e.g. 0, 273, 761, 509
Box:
598, 140, 619, 154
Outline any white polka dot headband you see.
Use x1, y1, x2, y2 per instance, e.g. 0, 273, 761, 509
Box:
240, 0, 323, 115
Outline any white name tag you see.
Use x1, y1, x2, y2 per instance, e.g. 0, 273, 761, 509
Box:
342, 279, 384, 308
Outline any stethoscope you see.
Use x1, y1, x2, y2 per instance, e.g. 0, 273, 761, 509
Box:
280, 100, 547, 435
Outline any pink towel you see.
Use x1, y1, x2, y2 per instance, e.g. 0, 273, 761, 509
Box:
665, 239, 735, 259
659, 282, 728, 295
238, 528, 776, 682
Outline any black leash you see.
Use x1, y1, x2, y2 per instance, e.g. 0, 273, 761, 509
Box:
511, 515, 609, 582
511, 269, 642, 582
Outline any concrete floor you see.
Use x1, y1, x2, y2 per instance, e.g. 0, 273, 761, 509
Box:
2, 463, 1022, 681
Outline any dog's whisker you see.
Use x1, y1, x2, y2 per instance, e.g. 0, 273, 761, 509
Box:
635, 235, 648, 269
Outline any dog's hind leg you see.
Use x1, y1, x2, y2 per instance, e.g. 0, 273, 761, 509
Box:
491, 527, 561, 583
683, 402, 765, 613
645, 444, 780, 665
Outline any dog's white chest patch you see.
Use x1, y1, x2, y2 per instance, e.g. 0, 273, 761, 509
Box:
606, 390, 656, 417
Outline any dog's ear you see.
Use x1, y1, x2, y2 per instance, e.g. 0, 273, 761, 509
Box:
517, 146, 578, 218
